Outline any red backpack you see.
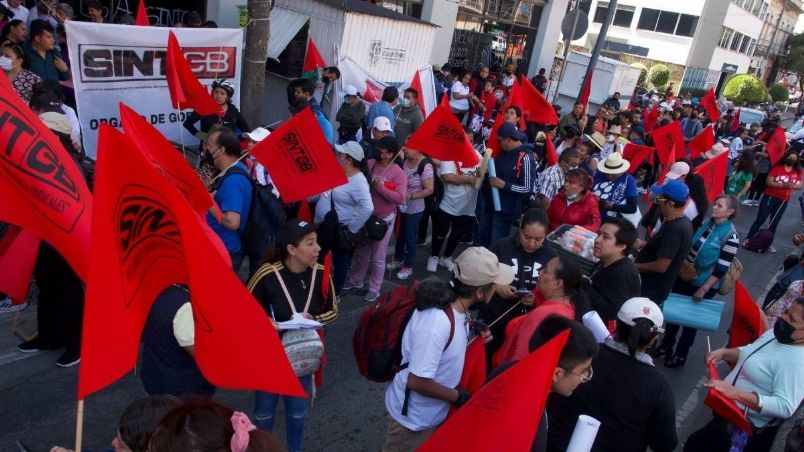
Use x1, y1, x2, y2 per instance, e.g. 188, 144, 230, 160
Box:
353, 281, 454, 382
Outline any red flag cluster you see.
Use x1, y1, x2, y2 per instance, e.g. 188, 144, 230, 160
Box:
166, 31, 222, 116
405, 103, 480, 166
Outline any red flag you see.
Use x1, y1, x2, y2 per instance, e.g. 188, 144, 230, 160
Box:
623, 143, 656, 174
519, 77, 559, 126
440, 92, 450, 107
693, 151, 729, 202
249, 107, 347, 202
651, 121, 685, 181
135, 0, 149, 25
0, 73, 92, 280
410, 71, 427, 118
363, 80, 383, 103
296, 200, 312, 223
701, 89, 720, 123
458, 339, 487, 394
506, 81, 526, 129
321, 251, 333, 300
419, 330, 569, 451
579, 72, 592, 115
405, 103, 481, 166
79, 125, 304, 399
644, 104, 659, 133
302, 37, 326, 73
119, 103, 218, 218
730, 108, 741, 133
486, 114, 503, 157
544, 133, 558, 167
765, 127, 788, 166
727, 281, 766, 349
704, 360, 753, 435
166, 31, 222, 116
0, 226, 39, 303
689, 125, 716, 160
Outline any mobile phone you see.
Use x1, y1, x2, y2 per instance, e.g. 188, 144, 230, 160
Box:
516, 288, 531, 297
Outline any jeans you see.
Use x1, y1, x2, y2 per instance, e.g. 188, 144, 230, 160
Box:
475, 193, 493, 247
332, 248, 353, 295
254, 374, 312, 452
660, 280, 718, 360
746, 194, 787, 240
348, 215, 396, 294
431, 209, 473, 258
394, 211, 424, 267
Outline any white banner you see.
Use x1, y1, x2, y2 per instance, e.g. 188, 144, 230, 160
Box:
66, 22, 243, 158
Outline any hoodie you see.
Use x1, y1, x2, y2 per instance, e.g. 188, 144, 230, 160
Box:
393, 103, 424, 144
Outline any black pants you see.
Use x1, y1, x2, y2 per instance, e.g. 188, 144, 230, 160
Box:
430, 209, 472, 259
747, 195, 787, 239
747, 173, 768, 201
417, 198, 436, 244
34, 244, 84, 355
660, 279, 718, 360
684, 415, 779, 452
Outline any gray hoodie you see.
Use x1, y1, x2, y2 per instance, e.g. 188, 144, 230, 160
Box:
393, 104, 424, 144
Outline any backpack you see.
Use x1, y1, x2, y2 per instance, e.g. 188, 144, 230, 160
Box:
353, 281, 455, 382
273, 264, 324, 376
217, 166, 286, 258
417, 158, 444, 211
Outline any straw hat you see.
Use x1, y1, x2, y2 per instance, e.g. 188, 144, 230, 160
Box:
597, 152, 631, 174
585, 132, 606, 151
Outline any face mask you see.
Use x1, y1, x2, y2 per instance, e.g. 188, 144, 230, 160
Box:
400, 98, 410, 108
566, 192, 579, 200
495, 91, 504, 101
0, 56, 13, 71
607, 134, 615, 142
786, 159, 797, 166
773, 317, 797, 344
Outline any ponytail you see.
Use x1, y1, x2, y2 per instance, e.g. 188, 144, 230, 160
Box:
615, 318, 658, 357
554, 255, 591, 320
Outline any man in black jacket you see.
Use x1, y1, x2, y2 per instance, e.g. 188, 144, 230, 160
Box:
589, 217, 641, 325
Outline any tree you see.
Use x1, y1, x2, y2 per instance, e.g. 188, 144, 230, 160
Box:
768, 83, 790, 102
241, 0, 271, 125
723, 74, 769, 105
630, 62, 648, 86
781, 33, 804, 93
648, 64, 670, 88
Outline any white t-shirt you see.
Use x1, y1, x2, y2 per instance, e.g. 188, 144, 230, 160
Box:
173, 302, 194, 347
729, 137, 744, 160
2, 1, 29, 25
385, 306, 468, 431
439, 160, 479, 217
449, 82, 470, 111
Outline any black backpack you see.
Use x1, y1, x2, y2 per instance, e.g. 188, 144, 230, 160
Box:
216, 166, 286, 258
417, 157, 444, 210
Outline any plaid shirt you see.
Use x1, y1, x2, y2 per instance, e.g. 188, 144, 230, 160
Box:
536, 163, 565, 201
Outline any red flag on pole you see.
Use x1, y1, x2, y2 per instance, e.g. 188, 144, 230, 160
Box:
701, 89, 720, 123
623, 143, 656, 174
692, 151, 729, 202
579, 72, 592, 115
440, 92, 450, 107
704, 360, 753, 435
458, 339, 487, 394
689, 125, 716, 160
486, 114, 504, 158
765, 127, 788, 166
135, 0, 149, 25
644, 103, 659, 134
79, 125, 304, 399
321, 251, 333, 301
410, 71, 427, 118
119, 103, 218, 218
166, 31, 222, 116
419, 331, 569, 451
249, 107, 347, 202
0, 226, 39, 303
302, 37, 327, 73
0, 74, 92, 280
505, 81, 527, 130
405, 103, 481, 166
730, 108, 742, 133
651, 121, 685, 177
544, 133, 558, 167
519, 77, 559, 126
727, 281, 766, 348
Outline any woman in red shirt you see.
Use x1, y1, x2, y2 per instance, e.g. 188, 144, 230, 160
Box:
547, 169, 602, 232
745, 151, 803, 252
476, 80, 498, 123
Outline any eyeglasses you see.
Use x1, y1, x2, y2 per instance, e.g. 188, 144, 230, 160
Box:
568, 366, 593, 383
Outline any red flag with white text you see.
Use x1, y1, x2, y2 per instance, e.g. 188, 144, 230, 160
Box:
249, 107, 348, 202
693, 151, 729, 202
78, 125, 304, 399
166, 31, 222, 116
405, 104, 481, 166
0, 226, 39, 303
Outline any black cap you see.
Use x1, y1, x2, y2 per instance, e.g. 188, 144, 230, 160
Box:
277, 219, 317, 248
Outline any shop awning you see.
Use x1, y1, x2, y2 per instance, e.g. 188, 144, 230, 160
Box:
267, 8, 310, 61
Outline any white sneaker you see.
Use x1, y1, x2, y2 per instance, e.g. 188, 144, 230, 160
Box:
397, 267, 413, 280
0, 297, 27, 314
439, 257, 455, 272
426, 256, 439, 272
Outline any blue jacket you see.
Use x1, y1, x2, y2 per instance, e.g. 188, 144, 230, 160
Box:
365, 101, 396, 136
690, 219, 737, 288
494, 146, 534, 219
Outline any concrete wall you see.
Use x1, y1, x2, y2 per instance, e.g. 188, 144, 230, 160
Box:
527, 0, 569, 78
421, 0, 459, 65
205, 0, 243, 28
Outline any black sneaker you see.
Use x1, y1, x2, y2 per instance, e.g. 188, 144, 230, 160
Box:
56, 351, 81, 368
17, 337, 53, 353
665, 355, 687, 368
647, 345, 672, 359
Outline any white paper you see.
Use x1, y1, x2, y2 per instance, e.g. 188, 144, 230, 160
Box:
582, 311, 611, 343
566, 415, 601, 452
277, 313, 323, 330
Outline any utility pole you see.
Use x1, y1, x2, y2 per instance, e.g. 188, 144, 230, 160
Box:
241, 0, 271, 124
577, 0, 617, 103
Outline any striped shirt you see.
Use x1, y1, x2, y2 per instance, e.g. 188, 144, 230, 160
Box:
687, 222, 739, 279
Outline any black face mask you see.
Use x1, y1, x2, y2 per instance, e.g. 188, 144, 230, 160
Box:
773, 317, 797, 344
785, 159, 797, 167
203, 151, 214, 166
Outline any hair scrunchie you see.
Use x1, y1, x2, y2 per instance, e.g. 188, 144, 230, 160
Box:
230, 411, 256, 452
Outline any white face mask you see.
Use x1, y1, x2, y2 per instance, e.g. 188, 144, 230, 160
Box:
606, 134, 615, 142
0, 56, 13, 72
400, 97, 410, 108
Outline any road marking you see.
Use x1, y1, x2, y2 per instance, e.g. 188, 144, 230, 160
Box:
0, 348, 42, 367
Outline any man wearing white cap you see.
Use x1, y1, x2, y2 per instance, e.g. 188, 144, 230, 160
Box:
335, 85, 366, 143
383, 247, 514, 451
360, 116, 394, 161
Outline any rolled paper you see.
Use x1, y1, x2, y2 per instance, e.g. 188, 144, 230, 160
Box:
566, 415, 601, 452
475, 148, 492, 189
486, 157, 502, 212
662, 293, 724, 332
582, 311, 611, 343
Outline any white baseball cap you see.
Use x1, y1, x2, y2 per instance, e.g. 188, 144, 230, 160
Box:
243, 127, 270, 142
334, 141, 365, 161
341, 85, 358, 96
617, 297, 664, 333
665, 161, 690, 180
453, 247, 515, 286
373, 116, 393, 132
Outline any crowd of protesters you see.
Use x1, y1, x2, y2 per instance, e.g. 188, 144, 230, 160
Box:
2, 5, 804, 449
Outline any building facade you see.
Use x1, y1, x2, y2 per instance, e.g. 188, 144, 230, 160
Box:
751, 0, 803, 83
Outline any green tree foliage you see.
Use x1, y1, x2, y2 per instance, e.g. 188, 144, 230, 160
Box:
782, 33, 804, 92
648, 64, 670, 88
723, 74, 769, 105
631, 62, 648, 85
768, 84, 790, 102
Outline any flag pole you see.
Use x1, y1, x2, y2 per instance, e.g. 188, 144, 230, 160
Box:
75, 399, 85, 451
468, 300, 523, 345
176, 114, 186, 160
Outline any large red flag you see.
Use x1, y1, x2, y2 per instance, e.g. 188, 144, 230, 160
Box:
730, 108, 742, 133
644, 103, 659, 133
79, 125, 304, 399
623, 143, 656, 174
728, 281, 766, 349
447, 339, 487, 417
486, 114, 504, 157
505, 81, 527, 130
440, 92, 450, 107
135, 0, 149, 25
689, 125, 716, 160
410, 71, 427, 118
765, 127, 788, 166
544, 132, 558, 167
419, 331, 569, 451
249, 107, 347, 201
166, 31, 222, 116
119, 103, 218, 218
705, 360, 753, 435
0, 226, 39, 304
519, 77, 559, 126
0, 73, 92, 279
405, 103, 481, 166
302, 37, 326, 73
579, 72, 592, 115
701, 89, 720, 123
693, 151, 729, 202
651, 121, 685, 180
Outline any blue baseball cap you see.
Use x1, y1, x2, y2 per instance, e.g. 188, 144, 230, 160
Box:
497, 123, 526, 142
650, 179, 689, 203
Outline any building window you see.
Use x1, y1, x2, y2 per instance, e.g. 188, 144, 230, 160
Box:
655, 11, 679, 34
730, 32, 743, 51
379, 0, 423, 18
593, 2, 609, 23
637, 7, 660, 30
613, 5, 635, 27
675, 14, 698, 37
718, 27, 734, 48
636, 8, 697, 36
740, 35, 751, 53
